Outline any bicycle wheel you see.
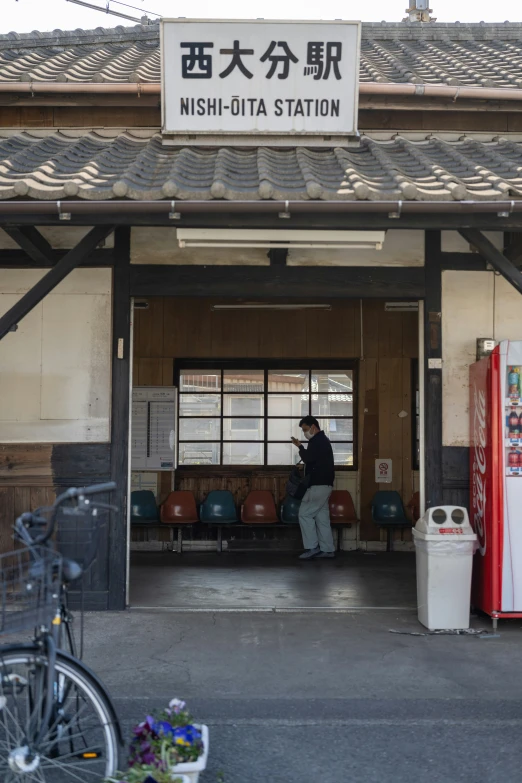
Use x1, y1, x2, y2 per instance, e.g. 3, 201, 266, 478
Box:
0, 648, 121, 782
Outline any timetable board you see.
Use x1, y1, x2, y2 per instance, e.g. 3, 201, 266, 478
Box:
131, 387, 177, 470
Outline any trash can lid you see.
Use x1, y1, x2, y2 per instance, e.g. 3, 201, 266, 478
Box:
414, 506, 477, 539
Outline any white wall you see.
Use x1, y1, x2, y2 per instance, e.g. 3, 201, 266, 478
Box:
289, 229, 424, 266
0, 268, 112, 443
131, 227, 269, 265
442, 270, 522, 447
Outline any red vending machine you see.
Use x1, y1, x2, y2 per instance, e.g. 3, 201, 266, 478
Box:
470, 340, 522, 626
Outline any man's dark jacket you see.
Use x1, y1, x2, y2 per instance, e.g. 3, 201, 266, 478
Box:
298, 430, 335, 487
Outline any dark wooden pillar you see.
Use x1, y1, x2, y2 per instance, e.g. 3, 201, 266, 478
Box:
424, 231, 443, 508
109, 227, 131, 610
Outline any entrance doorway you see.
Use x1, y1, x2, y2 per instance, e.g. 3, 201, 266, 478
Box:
128, 297, 420, 610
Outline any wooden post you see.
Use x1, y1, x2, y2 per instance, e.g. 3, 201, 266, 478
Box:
424, 231, 443, 508
108, 227, 131, 610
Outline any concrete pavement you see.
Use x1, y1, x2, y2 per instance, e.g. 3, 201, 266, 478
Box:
82, 608, 522, 782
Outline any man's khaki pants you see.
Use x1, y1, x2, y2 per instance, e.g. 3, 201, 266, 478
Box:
298, 485, 335, 552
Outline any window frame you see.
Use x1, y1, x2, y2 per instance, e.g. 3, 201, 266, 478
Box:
174, 359, 358, 471
412, 358, 420, 471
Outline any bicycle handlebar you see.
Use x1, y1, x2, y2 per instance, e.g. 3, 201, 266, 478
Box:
15, 481, 117, 546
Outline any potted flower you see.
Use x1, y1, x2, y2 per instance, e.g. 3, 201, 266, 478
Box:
107, 699, 209, 783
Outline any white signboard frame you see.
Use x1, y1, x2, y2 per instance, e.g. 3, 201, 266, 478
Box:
131, 387, 177, 471
161, 18, 361, 141
375, 459, 392, 484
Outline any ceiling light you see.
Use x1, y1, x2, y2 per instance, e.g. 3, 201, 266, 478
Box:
177, 229, 386, 250
384, 302, 419, 312
211, 304, 332, 311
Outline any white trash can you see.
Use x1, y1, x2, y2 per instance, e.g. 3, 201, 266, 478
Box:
413, 506, 477, 630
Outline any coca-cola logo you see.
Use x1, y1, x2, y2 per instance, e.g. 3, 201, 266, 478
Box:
471, 384, 487, 555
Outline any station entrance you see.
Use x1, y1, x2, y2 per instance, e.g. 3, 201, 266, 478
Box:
128, 296, 420, 610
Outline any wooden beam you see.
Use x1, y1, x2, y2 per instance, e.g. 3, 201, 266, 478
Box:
459, 228, 522, 296
0, 245, 482, 271
504, 235, 522, 267
2, 226, 53, 265
0, 225, 114, 340
0, 248, 114, 267
108, 227, 131, 611
424, 231, 443, 508
440, 251, 487, 271
130, 264, 425, 299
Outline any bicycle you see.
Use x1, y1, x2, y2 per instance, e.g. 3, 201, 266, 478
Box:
0, 482, 124, 782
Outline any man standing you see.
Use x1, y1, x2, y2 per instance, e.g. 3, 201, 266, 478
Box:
291, 416, 336, 559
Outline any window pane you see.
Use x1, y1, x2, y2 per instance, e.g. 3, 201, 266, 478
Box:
223, 395, 264, 416
179, 442, 220, 465
267, 394, 308, 417
223, 370, 264, 392
179, 418, 221, 440
223, 442, 263, 465
312, 394, 353, 417
223, 418, 264, 441
332, 442, 354, 466
267, 418, 303, 441
319, 418, 353, 441
179, 394, 221, 417
268, 370, 309, 393
267, 443, 300, 465
179, 370, 221, 392
311, 370, 353, 394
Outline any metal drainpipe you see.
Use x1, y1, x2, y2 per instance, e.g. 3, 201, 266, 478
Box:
2, 81, 522, 103
0, 200, 522, 216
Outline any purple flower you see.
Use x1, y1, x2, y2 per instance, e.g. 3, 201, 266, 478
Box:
169, 698, 186, 714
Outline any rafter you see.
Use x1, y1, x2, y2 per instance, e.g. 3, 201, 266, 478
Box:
459, 228, 522, 295
0, 225, 115, 340
2, 226, 53, 265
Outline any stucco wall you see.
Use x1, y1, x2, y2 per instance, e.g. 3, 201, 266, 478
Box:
0, 268, 112, 443
442, 270, 522, 447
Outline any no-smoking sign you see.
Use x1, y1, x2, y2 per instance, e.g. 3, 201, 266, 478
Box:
375, 458, 392, 483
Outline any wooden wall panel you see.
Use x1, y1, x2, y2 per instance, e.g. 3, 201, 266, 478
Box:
0, 445, 53, 486
0, 444, 109, 588
1, 106, 160, 128
378, 310, 400, 359
378, 358, 414, 543
0, 487, 15, 554
0, 486, 56, 555
177, 469, 289, 507
358, 359, 379, 540
402, 312, 419, 358
361, 300, 380, 358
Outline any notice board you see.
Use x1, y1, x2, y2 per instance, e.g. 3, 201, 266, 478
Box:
131, 387, 177, 470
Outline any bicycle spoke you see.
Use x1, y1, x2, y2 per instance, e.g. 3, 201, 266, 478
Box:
0, 653, 118, 782
39, 696, 92, 743
40, 752, 105, 781
1, 704, 22, 748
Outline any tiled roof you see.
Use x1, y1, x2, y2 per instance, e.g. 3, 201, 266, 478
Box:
2, 129, 522, 201
2, 22, 522, 87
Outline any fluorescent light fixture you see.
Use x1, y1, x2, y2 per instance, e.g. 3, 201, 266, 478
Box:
211, 303, 332, 311
177, 229, 386, 250
385, 302, 419, 312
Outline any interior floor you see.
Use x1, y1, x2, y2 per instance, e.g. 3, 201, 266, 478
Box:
129, 551, 417, 610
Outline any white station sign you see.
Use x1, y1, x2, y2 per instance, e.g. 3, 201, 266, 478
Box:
161, 19, 361, 137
